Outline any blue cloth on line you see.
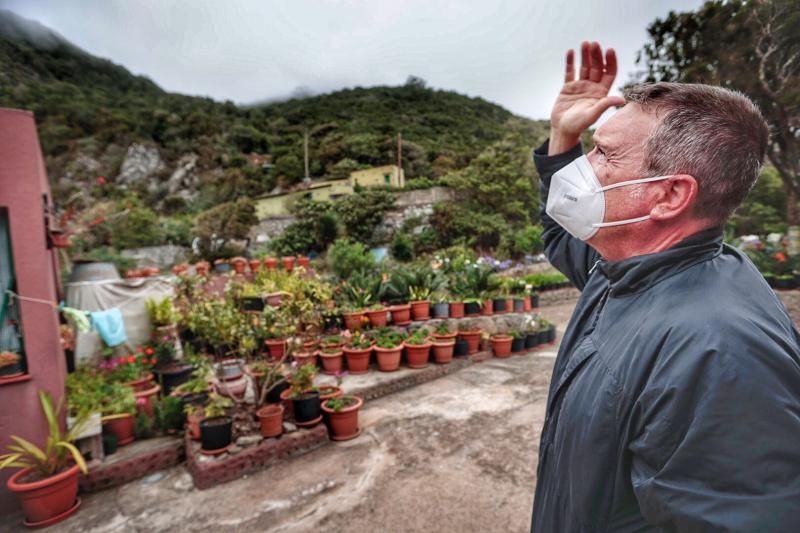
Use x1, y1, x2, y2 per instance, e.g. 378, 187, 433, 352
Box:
89, 308, 127, 347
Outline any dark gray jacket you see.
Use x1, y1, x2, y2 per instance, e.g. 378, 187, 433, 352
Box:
530, 141, 800, 532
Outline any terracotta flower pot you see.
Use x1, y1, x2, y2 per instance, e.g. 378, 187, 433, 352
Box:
374, 345, 403, 372
264, 339, 288, 361
410, 300, 430, 321
343, 345, 372, 374
365, 308, 388, 328
249, 259, 261, 272
172, 263, 189, 276
134, 383, 161, 416
404, 341, 431, 369
263, 257, 278, 270
124, 372, 154, 393
281, 256, 295, 272
523, 297, 532, 312
103, 414, 135, 446
449, 302, 465, 319
432, 340, 455, 364
318, 385, 344, 401
7, 463, 81, 527
491, 335, 513, 358
194, 261, 210, 277
257, 404, 284, 438
321, 396, 364, 441
187, 412, 203, 440
297, 256, 311, 269
505, 298, 514, 314
343, 311, 366, 331
231, 260, 247, 275
319, 350, 344, 374
458, 330, 481, 354
432, 331, 457, 342
389, 304, 411, 326
293, 351, 318, 368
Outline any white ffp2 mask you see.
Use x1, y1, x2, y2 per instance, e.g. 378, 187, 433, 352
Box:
545, 155, 671, 241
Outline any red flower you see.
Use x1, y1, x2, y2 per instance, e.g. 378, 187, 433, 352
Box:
136, 346, 144, 353
150, 358, 157, 365
774, 252, 787, 263
96, 176, 106, 186
127, 355, 136, 364
145, 347, 154, 355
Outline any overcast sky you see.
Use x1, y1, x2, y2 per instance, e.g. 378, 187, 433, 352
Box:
1, 0, 705, 120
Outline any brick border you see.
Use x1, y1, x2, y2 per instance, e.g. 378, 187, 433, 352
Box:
79, 437, 185, 493
185, 424, 329, 490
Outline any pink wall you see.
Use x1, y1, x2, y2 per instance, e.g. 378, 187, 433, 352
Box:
0, 108, 67, 515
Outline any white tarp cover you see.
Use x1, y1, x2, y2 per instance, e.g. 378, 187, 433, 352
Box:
65, 276, 174, 364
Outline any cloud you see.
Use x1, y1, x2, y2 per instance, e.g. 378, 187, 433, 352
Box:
1, 0, 706, 119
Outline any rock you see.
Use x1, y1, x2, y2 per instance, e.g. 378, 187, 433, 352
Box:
227, 445, 242, 455
166, 153, 199, 200
116, 143, 164, 187
236, 435, 263, 447
283, 422, 297, 433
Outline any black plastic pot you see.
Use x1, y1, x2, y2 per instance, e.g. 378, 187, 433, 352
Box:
454, 339, 470, 357
200, 416, 233, 451
775, 277, 794, 290
525, 333, 538, 349
511, 337, 525, 353
492, 298, 506, 313
292, 391, 321, 423
324, 315, 343, 330
764, 274, 776, 288
239, 296, 264, 312
432, 302, 450, 318
102, 432, 118, 456
513, 299, 525, 313
464, 301, 481, 316
545, 326, 556, 343
266, 379, 290, 404
530, 294, 540, 308
154, 363, 194, 396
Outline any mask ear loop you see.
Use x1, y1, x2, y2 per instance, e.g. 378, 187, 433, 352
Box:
591, 176, 672, 228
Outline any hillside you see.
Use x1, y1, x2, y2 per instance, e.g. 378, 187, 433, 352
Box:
0, 10, 547, 215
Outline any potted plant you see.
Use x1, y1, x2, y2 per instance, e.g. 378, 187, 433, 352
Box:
101, 382, 137, 446
283, 363, 321, 426
409, 286, 432, 321
195, 261, 210, 277
321, 395, 364, 441
510, 330, 526, 354
492, 294, 507, 314
373, 328, 404, 372
365, 303, 389, 328
184, 403, 203, 440
213, 258, 231, 274
237, 283, 265, 312
320, 334, 344, 350
464, 298, 482, 317
449, 298, 465, 319
540, 318, 556, 344
263, 307, 294, 361
490, 333, 513, 358
431, 292, 450, 319
457, 321, 482, 354
145, 297, 180, 338
431, 334, 455, 365
297, 255, 311, 269
230, 256, 247, 275
432, 322, 457, 342
0, 350, 23, 379
530, 290, 540, 309
0, 391, 89, 528
281, 255, 296, 272
403, 328, 432, 368
199, 393, 234, 453
263, 256, 278, 270
523, 316, 540, 350
342, 331, 373, 374
319, 345, 344, 375
256, 403, 284, 438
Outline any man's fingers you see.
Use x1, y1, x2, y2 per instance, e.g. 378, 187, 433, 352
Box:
565, 49, 575, 83
589, 41, 604, 82
579, 41, 590, 80
601, 48, 618, 89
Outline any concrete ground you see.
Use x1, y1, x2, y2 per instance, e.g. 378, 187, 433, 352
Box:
2, 299, 577, 533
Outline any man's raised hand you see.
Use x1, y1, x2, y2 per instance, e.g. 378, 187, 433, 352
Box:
548, 41, 625, 155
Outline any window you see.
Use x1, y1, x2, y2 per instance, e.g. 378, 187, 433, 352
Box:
0, 207, 26, 378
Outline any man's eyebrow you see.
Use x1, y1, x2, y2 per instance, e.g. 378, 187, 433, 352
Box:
592, 135, 613, 153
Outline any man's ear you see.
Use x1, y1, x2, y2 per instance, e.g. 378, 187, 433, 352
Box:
649, 174, 698, 221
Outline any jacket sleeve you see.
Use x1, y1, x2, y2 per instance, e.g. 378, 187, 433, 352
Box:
628, 324, 800, 532
534, 140, 600, 290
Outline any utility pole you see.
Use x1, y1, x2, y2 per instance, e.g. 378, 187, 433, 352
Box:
397, 132, 402, 187
303, 129, 310, 180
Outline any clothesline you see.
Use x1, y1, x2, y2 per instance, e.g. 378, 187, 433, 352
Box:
4, 289, 58, 309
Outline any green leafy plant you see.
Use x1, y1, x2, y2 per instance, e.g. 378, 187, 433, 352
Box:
347, 331, 373, 350
405, 328, 430, 345
324, 396, 359, 413
0, 391, 89, 477
101, 382, 137, 416
435, 322, 454, 336
287, 363, 318, 398
145, 298, 180, 327
66, 367, 106, 418
203, 392, 233, 419
374, 328, 403, 348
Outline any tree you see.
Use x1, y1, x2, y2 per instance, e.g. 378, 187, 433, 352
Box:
193, 198, 257, 256
635, 0, 800, 222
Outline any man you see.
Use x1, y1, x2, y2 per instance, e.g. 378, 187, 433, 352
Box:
531, 41, 800, 532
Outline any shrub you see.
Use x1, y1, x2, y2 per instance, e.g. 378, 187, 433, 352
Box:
327, 239, 375, 280
390, 232, 415, 262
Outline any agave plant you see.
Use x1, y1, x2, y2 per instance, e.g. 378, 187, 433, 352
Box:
404, 265, 444, 301
0, 390, 89, 477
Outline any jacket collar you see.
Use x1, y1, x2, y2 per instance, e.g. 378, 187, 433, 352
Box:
596, 227, 724, 295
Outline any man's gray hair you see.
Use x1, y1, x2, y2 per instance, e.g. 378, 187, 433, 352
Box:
624, 82, 769, 224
